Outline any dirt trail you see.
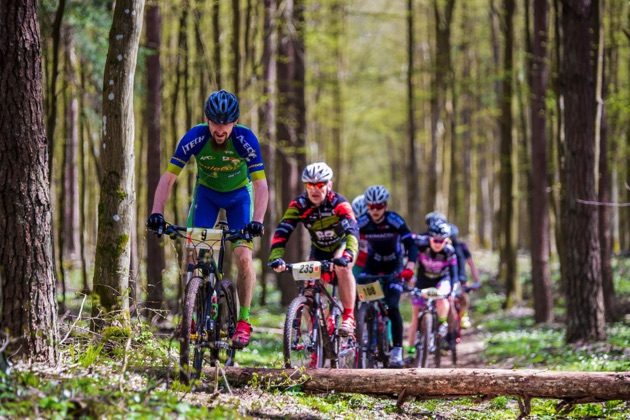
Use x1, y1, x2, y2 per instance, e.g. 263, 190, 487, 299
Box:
442, 327, 486, 368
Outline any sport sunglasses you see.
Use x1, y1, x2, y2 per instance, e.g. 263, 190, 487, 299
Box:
304, 181, 327, 190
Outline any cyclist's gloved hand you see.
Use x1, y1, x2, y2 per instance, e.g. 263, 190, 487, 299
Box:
400, 268, 415, 281
147, 213, 165, 231
332, 251, 353, 267
246, 221, 264, 236
269, 258, 286, 270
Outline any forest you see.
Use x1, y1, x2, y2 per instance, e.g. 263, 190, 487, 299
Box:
0, 0, 628, 418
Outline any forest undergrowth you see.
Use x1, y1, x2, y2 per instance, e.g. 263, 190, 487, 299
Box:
1, 253, 628, 419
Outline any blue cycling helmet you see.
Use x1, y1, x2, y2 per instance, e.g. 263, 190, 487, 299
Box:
428, 220, 451, 239
425, 211, 447, 227
351, 195, 368, 217
204, 89, 240, 124
364, 185, 390, 205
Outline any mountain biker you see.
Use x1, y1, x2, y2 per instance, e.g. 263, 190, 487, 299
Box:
357, 185, 417, 368
268, 162, 359, 337
146, 89, 268, 349
406, 219, 458, 356
351, 194, 368, 278
449, 223, 481, 329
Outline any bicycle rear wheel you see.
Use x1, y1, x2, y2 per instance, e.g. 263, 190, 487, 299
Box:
211, 279, 237, 366
180, 276, 205, 383
414, 312, 431, 368
283, 296, 323, 368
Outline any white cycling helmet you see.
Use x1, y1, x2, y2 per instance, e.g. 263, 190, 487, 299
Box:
301, 162, 333, 183
364, 185, 390, 205
351, 195, 368, 217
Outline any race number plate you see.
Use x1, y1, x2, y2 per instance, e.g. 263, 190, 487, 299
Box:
186, 228, 223, 250
357, 281, 385, 302
291, 261, 322, 281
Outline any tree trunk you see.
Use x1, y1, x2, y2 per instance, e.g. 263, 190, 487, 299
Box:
528, 0, 553, 323
498, 0, 519, 309
144, 3, 166, 317
406, 0, 420, 230
232, 0, 241, 93
258, 0, 278, 306
560, 0, 605, 343
92, 0, 145, 327
223, 367, 630, 401
213, 0, 222, 87
276, 0, 307, 306
62, 28, 80, 266
331, 1, 345, 189
428, 0, 455, 213
0, 0, 59, 362
597, 5, 618, 322
45, 0, 66, 180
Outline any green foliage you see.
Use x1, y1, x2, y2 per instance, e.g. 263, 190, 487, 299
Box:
483, 320, 630, 371
77, 343, 103, 368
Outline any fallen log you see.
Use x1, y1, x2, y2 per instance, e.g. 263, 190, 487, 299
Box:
222, 367, 630, 402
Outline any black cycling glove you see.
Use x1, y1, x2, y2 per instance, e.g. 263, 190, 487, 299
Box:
147, 213, 165, 231
246, 221, 264, 236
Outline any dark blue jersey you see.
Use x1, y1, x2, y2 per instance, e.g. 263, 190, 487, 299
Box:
452, 239, 471, 282
358, 211, 418, 274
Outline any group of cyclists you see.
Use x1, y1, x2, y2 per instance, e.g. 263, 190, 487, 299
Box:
147, 89, 480, 367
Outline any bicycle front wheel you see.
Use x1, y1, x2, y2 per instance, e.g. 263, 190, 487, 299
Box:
356, 303, 375, 368
283, 296, 323, 369
211, 279, 237, 366
414, 312, 431, 368
180, 276, 204, 383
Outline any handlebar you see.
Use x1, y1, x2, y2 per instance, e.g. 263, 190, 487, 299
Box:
356, 271, 402, 283
148, 222, 258, 242
404, 285, 449, 299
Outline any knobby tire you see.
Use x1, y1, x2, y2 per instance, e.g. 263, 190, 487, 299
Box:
180, 276, 203, 383
283, 295, 323, 369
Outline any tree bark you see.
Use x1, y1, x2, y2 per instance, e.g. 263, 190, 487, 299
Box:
0, 0, 59, 362
223, 367, 630, 401
498, 0, 519, 308
528, 0, 553, 323
144, 3, 166, 317
559, 0, 605, 343
92, 0, 145, 326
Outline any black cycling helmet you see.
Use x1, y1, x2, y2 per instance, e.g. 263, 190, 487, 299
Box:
204, 89, 240, 124
428, 220, 452, 239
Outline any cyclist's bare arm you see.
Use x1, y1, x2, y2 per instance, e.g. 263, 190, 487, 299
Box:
151, 172, 178, 214
466, 257, 480, 284
252, 178, 269, 224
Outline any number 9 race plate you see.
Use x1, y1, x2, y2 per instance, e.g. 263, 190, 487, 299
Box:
291, 261, 322, 281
